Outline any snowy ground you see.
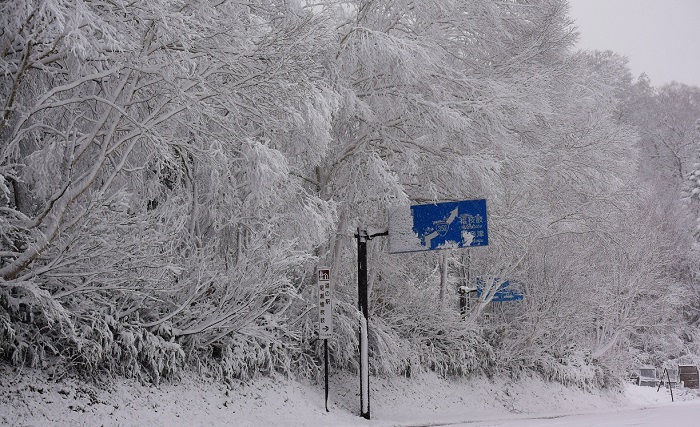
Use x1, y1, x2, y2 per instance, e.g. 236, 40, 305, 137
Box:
1, 363, 697, 426
455, 401, 700, 427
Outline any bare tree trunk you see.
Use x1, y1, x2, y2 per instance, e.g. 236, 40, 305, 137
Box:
439, 252, 448, 308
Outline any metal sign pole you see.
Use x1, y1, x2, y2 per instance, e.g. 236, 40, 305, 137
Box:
324, 339, 330, 411
356, 229, 370, 420
349, 200, 488, 419
354, 227, 388, 420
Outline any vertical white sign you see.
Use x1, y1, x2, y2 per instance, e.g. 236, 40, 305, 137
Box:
318, 267, 332, 339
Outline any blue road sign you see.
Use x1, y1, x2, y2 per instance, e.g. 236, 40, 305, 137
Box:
475, 278, 524, 302
388, 199, 488, 253
412, 200, 488, 249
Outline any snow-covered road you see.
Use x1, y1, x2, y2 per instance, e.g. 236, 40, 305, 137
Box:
446, 401, 700, 427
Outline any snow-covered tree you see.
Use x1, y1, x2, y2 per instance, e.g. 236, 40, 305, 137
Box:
2, 0, 688, 387
630, 80, 700, 367
0, 0, 336, 381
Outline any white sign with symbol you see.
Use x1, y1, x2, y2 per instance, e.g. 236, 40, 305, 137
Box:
317, 267, 332, 339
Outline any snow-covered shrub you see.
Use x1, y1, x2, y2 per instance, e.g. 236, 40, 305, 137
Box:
368, 315, 413, 376
0, 283, 186, 383
324, 300, 361, 375
204, 332, 288, 383
495, 334, 613, 390
531, 349, 608, 391
411, 321, 495, 378
287, 268, 496, 380
0, 282, 75, 369
366, 275, 495, 378
0, 310, 13, 357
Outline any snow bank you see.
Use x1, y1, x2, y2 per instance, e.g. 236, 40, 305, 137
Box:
1, 364, 696, 426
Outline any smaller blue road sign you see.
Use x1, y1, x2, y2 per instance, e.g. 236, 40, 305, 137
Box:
388, 199, 488, 253
475, 278, 524, 302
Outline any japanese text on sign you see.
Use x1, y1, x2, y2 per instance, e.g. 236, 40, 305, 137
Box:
317, 268, 332, 339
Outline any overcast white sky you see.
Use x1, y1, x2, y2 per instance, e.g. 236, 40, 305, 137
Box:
568, 0, 700, 88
